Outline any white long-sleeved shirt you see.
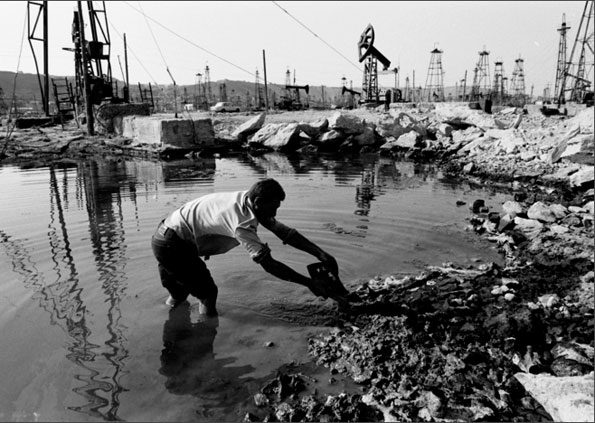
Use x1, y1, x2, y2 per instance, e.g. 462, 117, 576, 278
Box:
163, 190, 295, 262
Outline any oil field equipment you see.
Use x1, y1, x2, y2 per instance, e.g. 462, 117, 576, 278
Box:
556, 0, 594, 106
279, 69, 309, 110
424, 47, 445, 102
358, 24, 391, 104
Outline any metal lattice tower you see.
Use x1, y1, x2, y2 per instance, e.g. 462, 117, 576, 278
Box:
510, 56, 526, 98
471, 49, 491, 99
555, 14, 571, 101
569, 0, 594, 102
424, 47, 445, 102
492, 59, 506, 102
362, 55, 379, 103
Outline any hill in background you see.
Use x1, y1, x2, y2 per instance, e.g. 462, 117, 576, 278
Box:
1, 70, 469, 112
0, 70, 346, 109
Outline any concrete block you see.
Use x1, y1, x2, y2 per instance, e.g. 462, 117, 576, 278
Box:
122, 116, 215, 149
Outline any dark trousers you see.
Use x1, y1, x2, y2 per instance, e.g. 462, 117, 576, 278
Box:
151, 221, 217, 302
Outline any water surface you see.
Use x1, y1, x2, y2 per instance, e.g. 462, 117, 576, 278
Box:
0, 153, 510, 421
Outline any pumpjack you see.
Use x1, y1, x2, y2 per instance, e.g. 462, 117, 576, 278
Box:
358, 24, 391, 104
341, 86, 361, 109
279, 84, 309, 110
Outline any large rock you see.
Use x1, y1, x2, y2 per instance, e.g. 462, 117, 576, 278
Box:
353, 126, 377, 146
560, 134, 595, 165
497, 133, 527, 154
514, 372, 594, 422
299, 117, 329, 138
570, 167, 595, 189
250, 123, 284, 144
262, 123, 302, 151
502, 200, 524, 217
376, 111, 423, 139
513, 217, 544, 240
394, 131, 422, 149
319, 129, 346, 146
547, 125, 582, 164
328, 112, 365, 135
232, 112, 266, 139
527, 202, 557, 223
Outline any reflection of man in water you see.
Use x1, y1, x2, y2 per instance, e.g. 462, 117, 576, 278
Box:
159, 304, 254, 397
151, 179, 345, 314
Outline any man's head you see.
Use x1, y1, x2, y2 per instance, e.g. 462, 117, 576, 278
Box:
247, 179, 285, 220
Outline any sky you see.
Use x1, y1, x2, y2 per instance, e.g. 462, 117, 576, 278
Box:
0, 1, 590, 96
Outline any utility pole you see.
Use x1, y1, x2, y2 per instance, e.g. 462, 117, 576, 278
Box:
77, 1, 94, 135
412, 70, 415, 102
43, 1, 49, 116
263, 50, 269, 111
462, 70, 467, 101
124, 33, 130, 102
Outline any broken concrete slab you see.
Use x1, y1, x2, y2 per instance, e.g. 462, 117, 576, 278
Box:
514, 372, 594, 422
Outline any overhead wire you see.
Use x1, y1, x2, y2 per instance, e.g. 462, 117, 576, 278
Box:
271, 1, 361, 73
2, 8, 28, 150
137, 1, 174, 83
108, 23, 161, 88
121, 1, 257, 80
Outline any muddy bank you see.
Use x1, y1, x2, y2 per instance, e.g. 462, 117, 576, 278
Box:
234, 105, 593, 422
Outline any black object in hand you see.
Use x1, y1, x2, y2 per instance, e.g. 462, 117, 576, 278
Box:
307, 262, 350, 299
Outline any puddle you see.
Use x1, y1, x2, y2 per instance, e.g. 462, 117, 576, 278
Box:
0, 153, 512, 421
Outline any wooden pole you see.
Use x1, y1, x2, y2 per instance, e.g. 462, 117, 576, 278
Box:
262, 49, 269, 111
124, 33, 130, 102
43, 1, 49, 116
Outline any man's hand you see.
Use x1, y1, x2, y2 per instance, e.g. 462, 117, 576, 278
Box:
318, 251, 339, 276
307, 277, 350, 305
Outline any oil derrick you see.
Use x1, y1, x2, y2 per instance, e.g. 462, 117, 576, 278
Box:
219, 82, 227, 102
554, 13, 571, 102
284, 69, 292, 102
424, 47, 445, 102
492, 59, 506, 103
283, 69, 309, 110
204, 65, 212, 107
193, 72, 206, 110
358, 24, 391, 104
510, 56, 526, 102
470, 49, 491, 100
567, 0, 594, 104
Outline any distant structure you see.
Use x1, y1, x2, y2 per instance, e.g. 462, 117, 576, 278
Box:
219, 82, 227, 102
556, 1, 594, 105
358, 24, 391, 104
492, 59, 506, 102
424, 46, 445, 102
204, 65, 212, 107
470, 48, 491, 100
510, 55, 526, 102
254, 69, 265, 109
554, 13, 571, 102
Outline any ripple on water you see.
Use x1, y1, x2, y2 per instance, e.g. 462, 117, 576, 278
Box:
0, 155, 511, 421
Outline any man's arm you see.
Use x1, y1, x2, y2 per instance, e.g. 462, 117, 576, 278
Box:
260, 217, 339, 275
283, 230, 339, 276
258, 252, 330, 298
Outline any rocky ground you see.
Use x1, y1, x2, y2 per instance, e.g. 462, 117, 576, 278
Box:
1, 102, 593, 421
